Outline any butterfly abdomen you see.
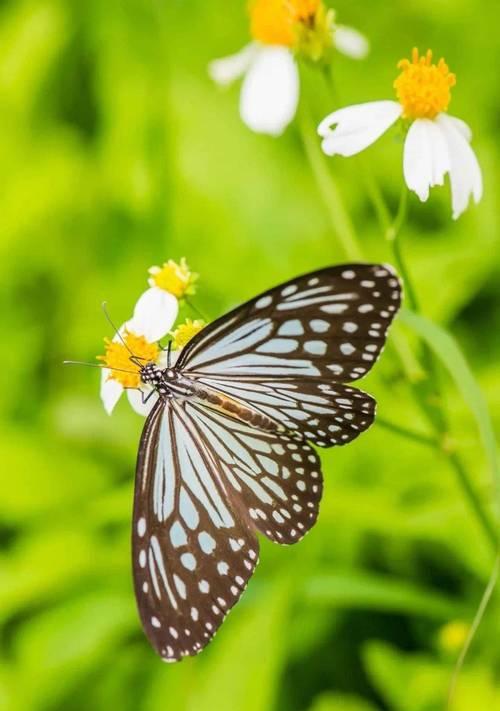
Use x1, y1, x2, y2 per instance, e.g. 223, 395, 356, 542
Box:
190, 383, 281, 433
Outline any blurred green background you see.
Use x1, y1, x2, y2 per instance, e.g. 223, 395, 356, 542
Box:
1, 0, 499, 709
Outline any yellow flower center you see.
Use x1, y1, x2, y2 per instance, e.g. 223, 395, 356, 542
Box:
249, 0, 321, 46
148, 258, 197, 299
97, 331, 159, 388
394, 48, 456, 120
170, 319, 206, 350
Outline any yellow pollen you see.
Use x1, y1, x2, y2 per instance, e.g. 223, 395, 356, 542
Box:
249, 0, 320, 46
97, 331, 159, 388
170, 319, 206, 350
394, 48, 456, 120
148, 258, 197, 299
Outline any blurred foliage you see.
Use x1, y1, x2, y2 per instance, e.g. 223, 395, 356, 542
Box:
0, 0, 499, 709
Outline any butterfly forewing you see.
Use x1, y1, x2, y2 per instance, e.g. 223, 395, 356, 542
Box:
177, 263, 401, 384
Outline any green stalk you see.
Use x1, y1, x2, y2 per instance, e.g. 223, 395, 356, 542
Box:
365, 171, 497, 552
299, 111, 363, 261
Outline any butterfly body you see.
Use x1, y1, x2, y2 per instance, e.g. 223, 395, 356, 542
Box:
131, 264, 402, 662
141, 362, 281, 430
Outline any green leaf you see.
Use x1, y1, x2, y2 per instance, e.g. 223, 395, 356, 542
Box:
400, 309, 499, 517
304, 571, 469, 620
308, 692, 380, 711
363, 641, 446, 711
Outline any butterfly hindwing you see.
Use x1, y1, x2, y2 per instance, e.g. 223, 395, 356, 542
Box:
188, 377, 376, 448
183, 400, 323, 543
132, 399, 259, 662
132, 397, 323, 661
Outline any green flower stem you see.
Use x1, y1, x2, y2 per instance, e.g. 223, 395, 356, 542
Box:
447, 552, 500, 709
385, 187, 420, 312
299, 111, 363, 261
185, 297, 209, 323
366, 172, 498, 553
447, 451, 498, 551
377, 418, 439, 448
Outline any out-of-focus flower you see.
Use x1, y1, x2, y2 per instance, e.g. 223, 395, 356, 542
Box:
437, 620, 470, 655
209, 0, 368, 136
318, 48, 482, 219
170, 318, 206, 350
148, 258, 198, 299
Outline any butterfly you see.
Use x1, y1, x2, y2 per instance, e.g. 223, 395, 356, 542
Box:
131, 263, 401, 662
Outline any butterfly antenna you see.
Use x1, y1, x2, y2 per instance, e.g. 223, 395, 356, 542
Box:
167, 340, 172, 368
101, 301, 146, 367
101, 302, 134, 354
63, 360, 138, 375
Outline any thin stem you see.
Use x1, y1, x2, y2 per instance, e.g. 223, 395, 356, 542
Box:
447, 452, 498, 551
386, 188, 420, 312
361, 163, 497, 553
357, 156, 392, 233
299, 111, 363, 261
447, 553, 500, 708
377, 418, 439, 448
185, 297, 209, 323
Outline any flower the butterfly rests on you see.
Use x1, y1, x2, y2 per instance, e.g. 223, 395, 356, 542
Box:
98, 259, 198, 416
104, 263, 402, 662
209, 0, 368, 136
318, 48, 482, 219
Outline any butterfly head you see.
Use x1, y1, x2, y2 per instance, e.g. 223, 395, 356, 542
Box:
139, 362, 164, 387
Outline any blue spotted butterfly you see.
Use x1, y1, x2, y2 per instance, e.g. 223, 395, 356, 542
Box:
131, 264, 401, 661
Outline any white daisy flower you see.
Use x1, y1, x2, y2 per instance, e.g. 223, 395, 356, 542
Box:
318, 48, 482, 219
98, 259, 198, 416
209, 0, 369, 137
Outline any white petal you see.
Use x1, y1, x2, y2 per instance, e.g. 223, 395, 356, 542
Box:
318, 101, 401, 156
127, 387, 159, 416
208, 43, 258, 87
403, 118, 450, 201
128, 288, 178, 343
446, 115, 472, 142
333, 25, 370, 60
100, 369, 123, 415
437, 113, 483, 219
240, 46, 299, 136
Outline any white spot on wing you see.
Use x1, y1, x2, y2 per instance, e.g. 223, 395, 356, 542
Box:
304, 340, 327, 355
181, 553, 197, 571
198, 531, 216, 554
255, 295, 272, 309
278, 319, 304, 336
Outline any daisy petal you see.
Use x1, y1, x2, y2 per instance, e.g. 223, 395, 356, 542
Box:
403, 118, 449, 201
318, 101, 401, 156
127, 387, 158, 417
437, 113, 482, 219
333, 25, 370, 60
208, 43, 258, 87
129, 287, 178, 343
446, 115, 472, 142
240, 46, 299, 136
100, 370, 123, 415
